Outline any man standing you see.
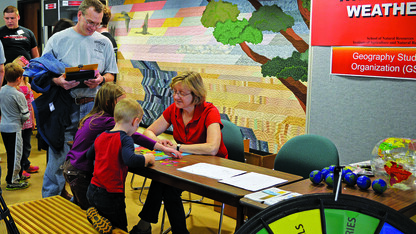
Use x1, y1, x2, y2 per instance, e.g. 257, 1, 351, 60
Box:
0, 41, 5, 87
0, 6, 39, 75
40, 0, 118, 198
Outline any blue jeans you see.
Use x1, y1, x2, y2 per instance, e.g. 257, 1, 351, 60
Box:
42, 101, 93, 198
87, 184, 127, 231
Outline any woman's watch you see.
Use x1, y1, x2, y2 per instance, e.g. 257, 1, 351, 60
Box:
177, 144, 181, 151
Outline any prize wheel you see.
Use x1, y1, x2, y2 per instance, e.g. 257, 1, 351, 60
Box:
236, 193, 416, 234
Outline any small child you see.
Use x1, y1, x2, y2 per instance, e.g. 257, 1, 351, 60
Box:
86, 98, 155, 233
0, 63, 30, 190
14, 56, 40, 179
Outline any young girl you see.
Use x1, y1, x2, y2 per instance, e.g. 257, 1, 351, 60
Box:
63, 83, 181, 210
14, 56, 39, 179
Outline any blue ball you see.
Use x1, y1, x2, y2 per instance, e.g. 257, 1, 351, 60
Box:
328, 165, 336, 173
344, 172, 357, 186
357, 175, 371, 190
325, 173, 334, 187
321, 168, 331, 180
372, 179, 387, 193
309, 170, 323, 184
342, 168, 353, 180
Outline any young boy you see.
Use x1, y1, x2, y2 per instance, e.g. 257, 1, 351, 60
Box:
85, 98, 155, 233
0, 62, 30, 190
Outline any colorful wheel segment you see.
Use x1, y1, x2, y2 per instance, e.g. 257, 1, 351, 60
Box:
236, 193, 415, 234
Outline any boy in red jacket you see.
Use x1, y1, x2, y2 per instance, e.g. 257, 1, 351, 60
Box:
85, 98, 155, 233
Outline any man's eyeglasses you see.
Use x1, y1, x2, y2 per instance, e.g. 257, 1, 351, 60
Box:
172, 90, 192, 98
82, 14, 101, 28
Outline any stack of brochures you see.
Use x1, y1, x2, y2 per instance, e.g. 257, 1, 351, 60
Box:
244, 187, 302, 205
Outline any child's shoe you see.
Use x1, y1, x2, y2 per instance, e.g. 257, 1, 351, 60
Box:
23, 171, 31, 178
26, 165, 39, 173
19, 174, 30, 181
86, 207, 113, 234
6, 181, 29, 190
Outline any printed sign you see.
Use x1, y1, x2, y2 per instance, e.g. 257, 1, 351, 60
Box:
45, 3, 57, 10
331, 47, 416, 79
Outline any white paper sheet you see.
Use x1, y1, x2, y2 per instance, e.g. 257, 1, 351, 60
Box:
177, 163, 246, 180
219, 172, 288, 191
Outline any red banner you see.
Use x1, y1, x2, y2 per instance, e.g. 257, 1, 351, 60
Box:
62, 1, 82, 7
331, 47, 416, 79
45, 3, 57, 10
311, 0, 416, 47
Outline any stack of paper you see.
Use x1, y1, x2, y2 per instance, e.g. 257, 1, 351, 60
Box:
244, 187, 302, 205
177, 163, 246, 180
178, 163, 288, 191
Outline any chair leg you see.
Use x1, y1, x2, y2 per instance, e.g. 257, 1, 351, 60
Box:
138, 178, 149, 205
0, 189, 19, 234
218, 203, 224, 234
130, 174, 150, 191
160, 192, 194, 234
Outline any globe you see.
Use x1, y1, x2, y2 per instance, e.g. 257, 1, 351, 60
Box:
342, 168, 353, 181
325, 173, 334, 187
321, 168, 331, 180
371, 138, 416, 191
357, 175, 371, 190
344, 172, 357, 186
309, 170, 323, 184
372, 179, 388, 194
328, 165, 336, 173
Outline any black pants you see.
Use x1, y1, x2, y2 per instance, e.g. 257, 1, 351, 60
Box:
21, 128, 32, 171
139, 181, 189, 234
1, 132, 22, 184
87, 184, 127, 231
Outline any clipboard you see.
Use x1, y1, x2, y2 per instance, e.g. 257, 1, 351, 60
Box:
64, 64, 98, 88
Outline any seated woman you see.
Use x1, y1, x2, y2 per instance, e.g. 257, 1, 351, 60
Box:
130, 72, 228, 234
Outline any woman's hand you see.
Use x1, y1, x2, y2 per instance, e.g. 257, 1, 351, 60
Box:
154, 142, 182, 158
157, 139, 174, 147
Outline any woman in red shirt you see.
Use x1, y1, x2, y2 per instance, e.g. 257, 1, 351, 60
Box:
130, 72, 227, 234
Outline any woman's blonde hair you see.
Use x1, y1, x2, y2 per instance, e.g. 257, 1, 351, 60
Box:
79, 83, 126, 128
170, 71, 206, 105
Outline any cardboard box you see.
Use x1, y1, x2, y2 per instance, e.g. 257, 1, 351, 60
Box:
244, 149, 277, 169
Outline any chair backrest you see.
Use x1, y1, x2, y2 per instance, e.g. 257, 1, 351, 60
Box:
221, 119, 245, 162
274, 134, 339, 178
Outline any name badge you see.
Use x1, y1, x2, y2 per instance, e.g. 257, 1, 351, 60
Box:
49, 102, 55, 112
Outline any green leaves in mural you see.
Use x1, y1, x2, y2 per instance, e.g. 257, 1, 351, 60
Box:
249, 5, 294, 33
213, 19, 263, 45
201, 0, 240, 28
262, 50, 309, 82
303, 0, 311, 11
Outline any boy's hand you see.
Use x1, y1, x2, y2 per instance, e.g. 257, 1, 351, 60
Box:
144, 153, 155, 166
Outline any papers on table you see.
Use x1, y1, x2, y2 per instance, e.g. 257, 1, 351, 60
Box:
219, 172, 288, 191
177, 163, 246, 180
178, 163, 288, 191
244, 187, 302, 205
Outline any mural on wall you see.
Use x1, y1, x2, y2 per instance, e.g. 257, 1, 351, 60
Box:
108, 0, 309, 153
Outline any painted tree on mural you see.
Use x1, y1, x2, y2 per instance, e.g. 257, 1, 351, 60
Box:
201, 0, 310, 112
